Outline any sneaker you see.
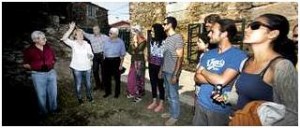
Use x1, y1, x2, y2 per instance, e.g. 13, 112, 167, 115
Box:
126, 94, 134, 99
164, 117, 178, 126
161, 113, 171, 118
132, 97, 142, 103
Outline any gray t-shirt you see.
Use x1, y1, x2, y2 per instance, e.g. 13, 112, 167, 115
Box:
162, 33, 184, 73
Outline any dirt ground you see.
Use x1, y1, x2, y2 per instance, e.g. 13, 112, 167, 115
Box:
39, 59, 194, 126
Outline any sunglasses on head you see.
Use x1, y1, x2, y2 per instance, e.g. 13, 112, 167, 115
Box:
247, 21, 273, 30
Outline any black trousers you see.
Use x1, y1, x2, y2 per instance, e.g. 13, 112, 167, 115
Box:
103, 57, 121, 96
92, 52, 104, 89
149, 63, 165, 100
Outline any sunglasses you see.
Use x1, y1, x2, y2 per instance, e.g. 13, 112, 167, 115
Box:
163, 23, 168, 26
247, 21, 273, 30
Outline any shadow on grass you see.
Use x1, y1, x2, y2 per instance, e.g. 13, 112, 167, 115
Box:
40, 78, 194, 126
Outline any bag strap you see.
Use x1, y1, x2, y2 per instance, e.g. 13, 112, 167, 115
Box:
260, 56, 283, 77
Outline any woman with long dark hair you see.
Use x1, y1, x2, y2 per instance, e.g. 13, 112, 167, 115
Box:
214, 14, 298, 125
146, 23, 167, 112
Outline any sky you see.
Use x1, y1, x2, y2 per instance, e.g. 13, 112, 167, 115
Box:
93, 2, 130, 25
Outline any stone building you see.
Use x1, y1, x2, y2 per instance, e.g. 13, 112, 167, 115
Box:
129, 2, 298, 40
129, 2, 166, 34
129, 2, 298, 63
70, 2, 110, 34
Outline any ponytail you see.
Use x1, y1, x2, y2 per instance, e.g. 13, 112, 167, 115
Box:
273, 36, 297, 66
259, 13, 298, 66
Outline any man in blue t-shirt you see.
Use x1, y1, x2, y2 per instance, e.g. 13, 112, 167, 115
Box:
193, 19, 247, 126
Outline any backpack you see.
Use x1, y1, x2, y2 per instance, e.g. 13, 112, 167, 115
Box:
229, 100, 265, 126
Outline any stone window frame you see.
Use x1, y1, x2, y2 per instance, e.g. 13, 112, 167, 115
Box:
87, 4, 97, 18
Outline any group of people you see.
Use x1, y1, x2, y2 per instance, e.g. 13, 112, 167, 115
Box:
23, 22, 126, 114
193, 13, 298, 126
23, 13, 297, 126
126, 17, 184, 125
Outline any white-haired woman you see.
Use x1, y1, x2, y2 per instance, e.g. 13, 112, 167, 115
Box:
61, 22, 94, 104
23, 30, 58, 115
102, 27, 126, 98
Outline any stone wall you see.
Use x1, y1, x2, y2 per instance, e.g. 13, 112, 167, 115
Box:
72, 3, 110, 34
129, 2, 298, 40
249, 2, 298, 37
129, 2, 166, 33
86, 4, 109, 31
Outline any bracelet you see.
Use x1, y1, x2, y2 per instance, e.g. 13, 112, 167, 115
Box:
223, 94, 228, 103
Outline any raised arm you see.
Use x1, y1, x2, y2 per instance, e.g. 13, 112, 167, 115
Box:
82, 30, 93, 40
61, 22, 76, 41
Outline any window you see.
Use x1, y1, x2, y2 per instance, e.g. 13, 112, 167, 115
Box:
87, 5, 96, 17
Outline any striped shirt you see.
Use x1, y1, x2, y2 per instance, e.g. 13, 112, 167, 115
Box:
83, 32, 109, 53
162, 33, 184, 73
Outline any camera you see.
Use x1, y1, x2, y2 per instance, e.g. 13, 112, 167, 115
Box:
212, 84, 222, 96
211, 84, 225, 107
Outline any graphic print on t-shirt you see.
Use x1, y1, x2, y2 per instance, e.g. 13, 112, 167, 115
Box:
206, 58, 225, 71
150, 42, 164, 58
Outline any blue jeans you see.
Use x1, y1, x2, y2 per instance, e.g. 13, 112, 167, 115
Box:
163, 72, 180, 119
71, 68, 93, 101
31, 69, 57, 115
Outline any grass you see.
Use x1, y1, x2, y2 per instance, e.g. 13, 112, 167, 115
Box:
40, 77, 194, 126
